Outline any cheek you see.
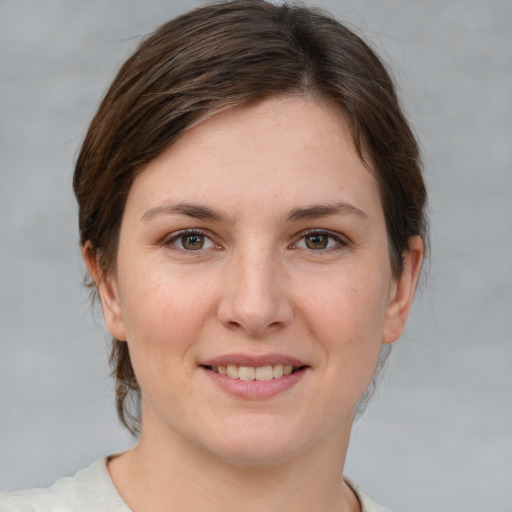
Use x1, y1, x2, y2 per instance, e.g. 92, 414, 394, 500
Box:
298, 269, 390, 378
121, 258, 211, 327
118, 266, 215, 376
303, 272, 389, 339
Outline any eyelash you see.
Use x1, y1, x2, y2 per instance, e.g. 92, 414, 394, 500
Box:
163, 229, 348, 253
292, 229, 348, 252
164, 229, 218, 252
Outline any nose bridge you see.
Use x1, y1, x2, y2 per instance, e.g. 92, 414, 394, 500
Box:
218, 240, 292, 335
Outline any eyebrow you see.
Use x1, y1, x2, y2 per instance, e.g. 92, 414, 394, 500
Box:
141, 201, 233, 223
286, 202, 369, 222
141, 200, 369, 224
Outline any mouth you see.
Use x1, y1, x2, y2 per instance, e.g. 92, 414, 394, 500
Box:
200, 356, 309, 398
202, 364, 306, 381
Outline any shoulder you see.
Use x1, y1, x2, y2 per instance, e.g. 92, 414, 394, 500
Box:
345, 477, 394, 512
0, 458, 131, 512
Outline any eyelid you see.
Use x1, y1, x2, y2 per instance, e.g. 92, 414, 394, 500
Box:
292, 228, 349, 250
163, 228, 220, 251
161, 227, 348, 252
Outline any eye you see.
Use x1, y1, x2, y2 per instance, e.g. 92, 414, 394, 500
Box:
166, 230, 217, 251
294, 230, 345, 251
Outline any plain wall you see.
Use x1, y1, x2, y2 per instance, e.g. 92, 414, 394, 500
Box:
1, 1, 511, 510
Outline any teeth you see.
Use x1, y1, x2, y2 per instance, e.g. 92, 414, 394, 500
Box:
283, 364, 294, 375
226, 364, 238, 379
273, 364, 284, 378
255, 365, 273, 381
211, 363, 300, 380
238, 366, 255, 381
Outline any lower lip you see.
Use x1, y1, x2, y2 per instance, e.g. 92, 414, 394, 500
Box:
201, 367, 308, 399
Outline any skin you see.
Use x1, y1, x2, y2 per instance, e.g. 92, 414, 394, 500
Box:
84, 96, 423, 512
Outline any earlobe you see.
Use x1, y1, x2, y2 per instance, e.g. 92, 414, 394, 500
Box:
82, 242, 127, 341
382, 236, 424, 344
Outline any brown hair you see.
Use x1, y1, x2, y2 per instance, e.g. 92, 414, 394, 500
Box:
74, 0, 427, 435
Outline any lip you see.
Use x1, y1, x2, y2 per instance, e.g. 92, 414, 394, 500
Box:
201, 353, 308, 368
199, 353, 310, 399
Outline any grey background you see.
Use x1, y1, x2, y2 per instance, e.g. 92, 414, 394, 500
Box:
1, 0, 511, 510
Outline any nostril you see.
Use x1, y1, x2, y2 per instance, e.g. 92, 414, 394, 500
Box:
224, 319, 283, 337
217, 292, 293, 336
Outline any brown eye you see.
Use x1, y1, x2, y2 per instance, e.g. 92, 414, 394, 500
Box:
294, 231, 344, 251
167, 231, 216, 251
181, 233, 205, 250
304, 234, 329, 250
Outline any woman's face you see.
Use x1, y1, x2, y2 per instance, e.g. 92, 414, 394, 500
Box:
94, 96, 420, 465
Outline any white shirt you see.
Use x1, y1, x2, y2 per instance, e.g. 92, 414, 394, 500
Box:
0, 458, 392, 512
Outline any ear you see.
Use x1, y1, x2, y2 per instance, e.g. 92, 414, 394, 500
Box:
382, 236, 424, 344
82, 241, 127, 341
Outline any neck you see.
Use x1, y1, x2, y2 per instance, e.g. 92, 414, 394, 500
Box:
108, 413, 360, 512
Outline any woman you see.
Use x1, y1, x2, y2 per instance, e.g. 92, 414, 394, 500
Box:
1, 1, 426, 511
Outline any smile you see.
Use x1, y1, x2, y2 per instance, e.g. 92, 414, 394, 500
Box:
206, 364, 301, 381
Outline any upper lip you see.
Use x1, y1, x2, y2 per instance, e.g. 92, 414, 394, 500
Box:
201, 353, 308, 368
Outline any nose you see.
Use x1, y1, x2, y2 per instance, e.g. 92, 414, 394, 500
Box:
217, 249, 293, 337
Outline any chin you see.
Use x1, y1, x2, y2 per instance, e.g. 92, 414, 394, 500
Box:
197, 416, 309, 468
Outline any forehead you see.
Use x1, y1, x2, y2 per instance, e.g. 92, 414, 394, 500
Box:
124, 96, 382, 223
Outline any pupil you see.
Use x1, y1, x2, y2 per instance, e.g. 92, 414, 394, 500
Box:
183, 234, 203, 249
306, 234, 328, 250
